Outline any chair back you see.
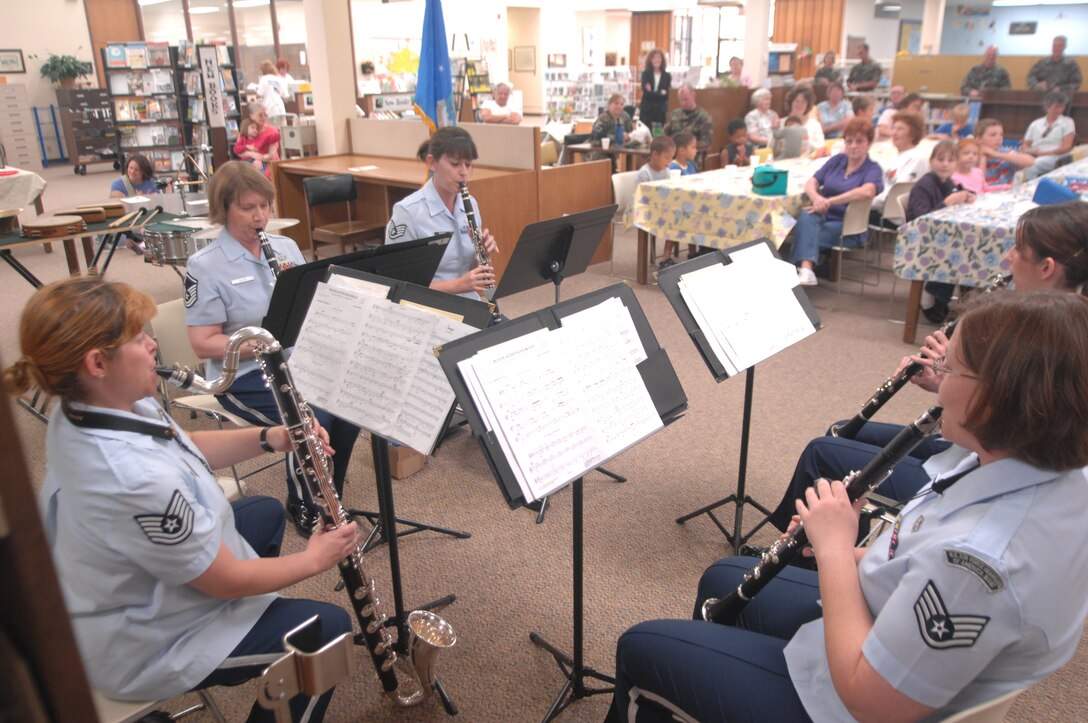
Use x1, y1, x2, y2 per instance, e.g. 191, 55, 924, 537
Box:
151, 299, 202, 370
304, 173, 357, 207
883, 181, 915, 225
939, 687, 1028, 723
540, 140, 559, 166
842, 197, 873, 238
611, 170, 641, 220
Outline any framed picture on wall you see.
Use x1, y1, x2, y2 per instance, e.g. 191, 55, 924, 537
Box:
547, 54, 566, 69
0, 49, 26, 74
514, 46, 535, 73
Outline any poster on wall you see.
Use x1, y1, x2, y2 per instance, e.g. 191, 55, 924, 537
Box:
898, 20, 921, 55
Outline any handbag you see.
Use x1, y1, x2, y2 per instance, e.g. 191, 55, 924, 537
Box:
752, 166, 788, 196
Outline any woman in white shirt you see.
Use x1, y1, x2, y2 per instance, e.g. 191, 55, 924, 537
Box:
873, 111, 929, 222
1023, 91, 1076, 180
745, 88, 780, 147
256, 59, 289, 118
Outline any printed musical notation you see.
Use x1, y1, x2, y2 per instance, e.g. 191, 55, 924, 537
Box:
456, 298, 662, 502
290, 282, 476, 453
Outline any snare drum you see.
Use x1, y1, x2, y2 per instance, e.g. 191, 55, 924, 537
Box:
144, 229, 211, 266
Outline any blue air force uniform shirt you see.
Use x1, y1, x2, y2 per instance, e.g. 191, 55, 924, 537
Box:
183, 228, 304, 379
39, 398, 276, 700
784, 445, 1088, 721
385, 178, 481, 300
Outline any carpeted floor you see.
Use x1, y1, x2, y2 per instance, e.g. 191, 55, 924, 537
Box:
4, 163, 1084, 722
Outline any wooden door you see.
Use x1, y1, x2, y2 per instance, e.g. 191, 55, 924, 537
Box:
84, 0, 143, 87
772, 0, 845, 81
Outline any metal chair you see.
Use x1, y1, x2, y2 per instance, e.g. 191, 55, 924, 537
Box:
827, 196, 876, 295
302, 174, 384, 261
875, 182, 918, 323
609, 170, 656, 280
150, 299, 276, 498
93, 689, 225, 723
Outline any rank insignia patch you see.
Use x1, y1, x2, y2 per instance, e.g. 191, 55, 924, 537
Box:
183, 273, 198, 308
914, 580, 989, 649
134, 490, 194, 545
387, 220, 406, 239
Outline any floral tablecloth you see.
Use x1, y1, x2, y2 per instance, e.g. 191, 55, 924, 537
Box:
631, 158, 828, 250
894, 157, 1088, 287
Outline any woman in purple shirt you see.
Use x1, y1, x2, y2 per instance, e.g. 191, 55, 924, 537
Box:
789, 118, 884, 286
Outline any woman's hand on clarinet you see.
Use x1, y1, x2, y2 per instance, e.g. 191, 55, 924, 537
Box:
462, 264, 495, 293
797, 478, 864, 561
306, 521, 361, 570
481, 228, 499, 256
908, 329, 948, 393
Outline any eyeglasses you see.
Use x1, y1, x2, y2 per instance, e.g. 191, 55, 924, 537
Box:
931, 356, 977, 379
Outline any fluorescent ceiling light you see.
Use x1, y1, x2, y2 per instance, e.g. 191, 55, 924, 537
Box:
138, 0, 171, 5
188, 6, 220, 13
993, 0, 1082, 5
233, 0, 270, 7
883, 4, 901, 9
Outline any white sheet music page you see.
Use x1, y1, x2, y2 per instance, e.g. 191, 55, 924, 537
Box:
288, 282, 370, 411
679, 252, 814, 373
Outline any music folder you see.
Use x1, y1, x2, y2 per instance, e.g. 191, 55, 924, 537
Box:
261, 232, 452, 347
436, 283, 687, 509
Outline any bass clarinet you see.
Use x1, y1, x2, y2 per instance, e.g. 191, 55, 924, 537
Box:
831, 274, 1011, 439
703, 406, 943, 626
459, 182, 501, 323
157, 327, 457, 710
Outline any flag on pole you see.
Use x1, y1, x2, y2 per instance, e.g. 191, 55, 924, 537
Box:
413, 0, 456, 133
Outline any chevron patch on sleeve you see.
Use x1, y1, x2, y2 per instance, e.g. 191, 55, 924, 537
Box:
134, 490, 195, 546
914, 580, 990, 650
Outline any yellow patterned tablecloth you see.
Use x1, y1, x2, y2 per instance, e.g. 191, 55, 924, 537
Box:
631, 158, 828, 250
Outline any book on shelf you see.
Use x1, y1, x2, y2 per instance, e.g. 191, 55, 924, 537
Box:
126, 43, 148, 69
114, 99, 133, 122
166, 125, 180, 146
225, 118, 239, 136
151, 68, 174, 94
216, 44, 231, 66
222, 95, 238, 115
188, 97, 204, 122
184, 70, 201, 95
105, 44, 127, 69
146, 98, 161, 119
127, 72, 147, 96
220, 68, 236, 92
132, 100, 148, 121
119, 126, 137, 148
149, 125, 167, 146
160, 97, 178, 120
152, 152, 172, 172
147, 42, 170, 67
171, 150, 184, 170
178, 40, 195, 68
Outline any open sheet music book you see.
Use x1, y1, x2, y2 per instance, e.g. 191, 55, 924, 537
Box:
455, 296, 663, 503
288, 275, 477, 454
674, 242, 816, 376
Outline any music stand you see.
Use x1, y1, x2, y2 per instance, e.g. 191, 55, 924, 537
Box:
437, 283, 687, 722
657, 238, 821, 555
494, 205, 624, 523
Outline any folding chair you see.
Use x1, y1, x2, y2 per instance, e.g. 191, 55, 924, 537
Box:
302, 174, 384, 261
609, 170, 656, 280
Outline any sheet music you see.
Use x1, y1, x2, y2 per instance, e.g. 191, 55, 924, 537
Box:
326, 273, 391, 299
290, 281, 473, 454
678, 253, 814, 373
455, 297, 662, 502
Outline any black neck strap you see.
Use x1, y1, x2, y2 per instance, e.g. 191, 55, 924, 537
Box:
63, 403, 176, 440
932, 460, 980, 495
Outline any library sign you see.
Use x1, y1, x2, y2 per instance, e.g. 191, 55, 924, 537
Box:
199, 46, 226, 128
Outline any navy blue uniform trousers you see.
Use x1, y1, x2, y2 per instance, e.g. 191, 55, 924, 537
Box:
197, 496, 353, 722
216, 369, 360, 509
767, 420, 950, 532
609, 558, 820, 722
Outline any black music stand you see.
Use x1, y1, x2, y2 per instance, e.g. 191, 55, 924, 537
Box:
658, 239, 821, 555
437, 283, 687, 722
494, 205, 625, 523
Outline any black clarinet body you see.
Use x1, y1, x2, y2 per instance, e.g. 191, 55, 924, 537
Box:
702, 406, 944, 626
257, 229, 282, 279
458, 182, 501, 323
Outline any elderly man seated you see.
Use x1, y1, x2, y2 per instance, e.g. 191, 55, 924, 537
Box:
480, 82, 522, 125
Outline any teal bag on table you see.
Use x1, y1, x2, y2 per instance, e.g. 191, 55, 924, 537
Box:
752, 166, 788, 196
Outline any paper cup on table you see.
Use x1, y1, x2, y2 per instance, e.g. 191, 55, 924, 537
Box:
601, 137, 611, 150
669, 169, 682, 180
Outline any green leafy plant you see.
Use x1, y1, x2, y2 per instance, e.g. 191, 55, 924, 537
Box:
35, 53, 93, 84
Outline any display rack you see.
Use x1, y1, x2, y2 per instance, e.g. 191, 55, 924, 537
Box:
452, 58, 492, 123
176, 41, 242, 177
361, 92, 416, 121
56, 88, 117, 175
101, 42, 185, 174
544, 66, 633, 122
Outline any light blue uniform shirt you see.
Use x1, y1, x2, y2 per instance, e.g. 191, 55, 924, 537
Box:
785, 445, 1088, 721
183, 228, 305, 379
385, 178, 480, 300
39, 398, 276, 700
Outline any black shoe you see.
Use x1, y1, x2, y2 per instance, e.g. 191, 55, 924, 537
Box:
286, 499, 316, 538
921, 300, 949, 325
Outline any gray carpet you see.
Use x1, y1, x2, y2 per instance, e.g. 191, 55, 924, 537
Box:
4, 164, 1084, 721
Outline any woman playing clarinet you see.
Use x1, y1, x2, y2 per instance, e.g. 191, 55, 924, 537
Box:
610, 290, 1088, 722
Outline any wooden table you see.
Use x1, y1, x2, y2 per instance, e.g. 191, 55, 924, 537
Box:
560, 142, 651, 173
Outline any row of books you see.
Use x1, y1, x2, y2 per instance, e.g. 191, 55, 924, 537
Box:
177, 40, 232, 69
141, 149, 186, 173
114, 97, 179, 123
119, 123, 182, 148
108, 69, 175, 97
105, 42, 171, 70
180, 68, 237, 96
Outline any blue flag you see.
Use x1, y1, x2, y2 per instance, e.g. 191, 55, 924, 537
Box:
413, 0, 455, 133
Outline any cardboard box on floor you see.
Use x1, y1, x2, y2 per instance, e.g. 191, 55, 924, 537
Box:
390, 444, 425, 479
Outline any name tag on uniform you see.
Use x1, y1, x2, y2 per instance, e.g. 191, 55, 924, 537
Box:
231, 276, 255, 285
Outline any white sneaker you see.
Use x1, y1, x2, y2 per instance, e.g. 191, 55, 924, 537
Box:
797, 267, 818, 286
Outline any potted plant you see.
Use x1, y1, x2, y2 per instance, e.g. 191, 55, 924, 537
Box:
37, 54, 93, 89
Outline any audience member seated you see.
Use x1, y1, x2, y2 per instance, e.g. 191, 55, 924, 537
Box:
744, 88, 780, 147
480, 81, 522, 125
1028, 35, 1082, 93
665, 84, 713, 149
719, 119, 753, 168
975, 118, 1034, 190
952, 138, 986, 195
234, 102, 280, 179
662, 132, 702, 264
961, 44, 1012, 98
1022, 91, 1076, 180
784, 85, 825, 156
930, 103, 973, 140
588, 93, 634, 169
773, 117, 806, 160
874, 84, 905, 135
817, 82, 854, 139
851, 95, 877, 126
721, 56, 752, 89
814, 51, 842, 87
788, 118, 883, 287
877, 92, 923, 141
872, 112, 929, 224
109, 153, 159, 198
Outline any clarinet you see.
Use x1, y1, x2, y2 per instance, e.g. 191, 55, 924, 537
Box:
830, 273, 1011, 439
458, 182, 501, 323
257, 229, 282, 279
157, 327, 456, 709
703, 406, 943, 626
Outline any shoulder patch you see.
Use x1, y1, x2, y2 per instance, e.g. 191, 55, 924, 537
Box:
914, 580, 990, 649
944, 549, 1005, 593
387, 219, 406, 239
134, 490, 195, 546
183, 273, 198, 308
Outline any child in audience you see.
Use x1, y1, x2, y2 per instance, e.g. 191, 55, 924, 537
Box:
931, 103, 973, 139
720, 119, 753, 167
908, 140, 977, 324
632, 136, 680, 270
975, 118, 1033, 190
774, 116, 806, 159
668, 132, 702, 259
235, 119, 267, 174
952, 138, 986, 194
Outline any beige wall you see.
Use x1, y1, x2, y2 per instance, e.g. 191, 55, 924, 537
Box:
507, 7, 542, 114
0, 0, 96, 109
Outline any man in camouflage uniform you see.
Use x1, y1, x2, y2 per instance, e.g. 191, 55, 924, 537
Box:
846, 44, 882, 92
1028, 36, 1082, 93
961, 45, 1011, 98
664, 84, 712, 148
588, 93, 633, 167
